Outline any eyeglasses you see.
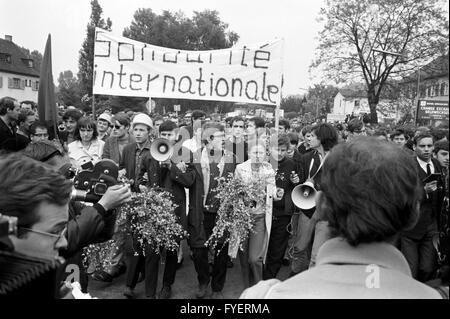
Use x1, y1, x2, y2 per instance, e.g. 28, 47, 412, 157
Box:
233, 125, 244, 128
19, 226, 67, 250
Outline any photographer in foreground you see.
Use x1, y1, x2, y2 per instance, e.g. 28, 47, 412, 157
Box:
241, 137, 442, 299
22, 140, 131, 293
0, 154, 72, 298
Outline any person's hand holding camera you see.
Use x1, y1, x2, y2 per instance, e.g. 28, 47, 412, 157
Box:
97, 184, 131, 211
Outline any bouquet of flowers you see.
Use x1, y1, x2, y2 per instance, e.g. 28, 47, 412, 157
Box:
205, 173, 268, 256
82, 239, 117, 272
117, 187, 188, 255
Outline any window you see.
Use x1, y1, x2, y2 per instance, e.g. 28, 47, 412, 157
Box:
32, 80, 39, 91
440, 83, 449, 96
420, 87, 426, 98
10, 78, 20, 89
0, 53, 11, 63
434, 84, 440, 96
354, 100, 360, 107
427, 86, 432, 97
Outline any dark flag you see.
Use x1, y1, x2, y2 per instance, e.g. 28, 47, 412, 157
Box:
38, 34, 58, 140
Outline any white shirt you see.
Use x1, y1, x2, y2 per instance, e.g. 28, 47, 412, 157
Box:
416, 157, 435, 175
182, 138, 201, 153
68, 139, 105, 168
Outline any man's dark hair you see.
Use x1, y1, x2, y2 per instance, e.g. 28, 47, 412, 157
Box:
312, 123, 339, 151
321, 137, 422, 246
202, 121, 224, 144
301, 125, 312, 136
279, 119, 290, 130
231, 116, 245, 125
0, 153, 72, 228
288, 132, 299, 145
62, 109, 82, 121
159, 120, 178, 133
74, 117, 98, 141
154, 115, 164, 123
277, 134, 291, 148
0, 97, 17, 116
17, 109, 35, 125
191, 110, 206, 121
434, 140, 449, 154
249, 117, 265, 129
29, 122, 49, 136
413, 132, 434, 145
112, 112, 130, 127
373, 128, 388, 139
430, 128, 448, 142
347, 118, 364, 133
22, 140, 64, 164
390, 129, 407, 141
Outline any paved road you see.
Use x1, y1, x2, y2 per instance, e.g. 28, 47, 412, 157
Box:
88, 241, 291, 299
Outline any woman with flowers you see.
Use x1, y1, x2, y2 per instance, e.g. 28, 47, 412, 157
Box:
234, 140, 282, 288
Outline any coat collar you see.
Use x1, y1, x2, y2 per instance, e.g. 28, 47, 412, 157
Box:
317, 237, 412, 276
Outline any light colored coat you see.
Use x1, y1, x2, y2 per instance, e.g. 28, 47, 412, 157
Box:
233, 159, 276, 263
240, 237, 442, 299
68, 139, 105, 169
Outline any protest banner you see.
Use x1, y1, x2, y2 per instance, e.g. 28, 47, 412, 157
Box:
93, 28, 284, 106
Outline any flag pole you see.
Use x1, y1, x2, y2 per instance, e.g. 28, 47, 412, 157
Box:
92, 94, 96, 120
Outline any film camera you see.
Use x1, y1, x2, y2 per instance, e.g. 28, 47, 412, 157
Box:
71, 159, 119, 203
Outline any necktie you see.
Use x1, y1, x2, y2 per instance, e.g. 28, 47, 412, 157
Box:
426, 163, 431, 176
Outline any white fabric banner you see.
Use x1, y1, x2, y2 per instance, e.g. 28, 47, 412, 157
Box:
93, 28, 283, 105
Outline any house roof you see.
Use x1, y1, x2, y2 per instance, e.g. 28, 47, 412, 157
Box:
0, 38, 40, 78
403, 54, 449, 83
338, 89, 367, 99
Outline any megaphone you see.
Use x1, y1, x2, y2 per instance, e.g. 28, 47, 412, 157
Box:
291, 180, 317, 210
150, 138, 173, 162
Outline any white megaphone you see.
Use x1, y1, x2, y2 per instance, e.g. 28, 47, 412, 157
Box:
150, 138, 174, 162
291, 180, 317, 210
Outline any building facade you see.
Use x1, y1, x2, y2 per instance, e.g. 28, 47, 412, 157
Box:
332, 89, 396, 122
0, 35, 40, 102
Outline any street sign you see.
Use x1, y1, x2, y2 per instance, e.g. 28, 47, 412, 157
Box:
416, 100, 449, 127
174, 104, 181, 112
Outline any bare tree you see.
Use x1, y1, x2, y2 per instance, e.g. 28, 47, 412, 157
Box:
311, 0, 448, 123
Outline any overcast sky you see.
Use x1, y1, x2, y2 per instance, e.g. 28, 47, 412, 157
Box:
0, 0, 326, 96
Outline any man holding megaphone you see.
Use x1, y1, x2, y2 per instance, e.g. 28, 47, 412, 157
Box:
132, 120, 195, 299
289, 123, 339, 276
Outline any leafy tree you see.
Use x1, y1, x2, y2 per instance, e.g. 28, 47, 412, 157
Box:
280, 95, 304, 114
307, 84, 339, 115
56, 70, 82, 108
284, 112, 299, 119
311, 0, 448, 123
78, 0, 112, 102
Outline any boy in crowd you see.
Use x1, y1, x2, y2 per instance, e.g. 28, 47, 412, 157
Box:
188, 122, 237, 299
131, 120, 195, 299
263, 134, 298, 280
97, 113, 112, 141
